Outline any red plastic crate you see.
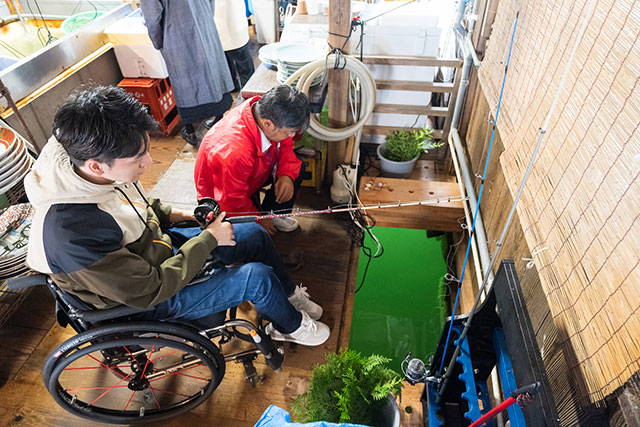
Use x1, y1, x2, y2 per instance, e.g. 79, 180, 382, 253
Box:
117, 78, 180, 135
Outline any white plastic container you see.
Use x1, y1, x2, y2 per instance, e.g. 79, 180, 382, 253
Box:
351, 25, 441, 57
103, 10, 168, 78
253, 0, 277, 44
306, 0, 319, 15
110, 44, 168, 79
377, 142, 419, 179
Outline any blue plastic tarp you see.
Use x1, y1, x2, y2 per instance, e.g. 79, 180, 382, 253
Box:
254, 405, 371, 427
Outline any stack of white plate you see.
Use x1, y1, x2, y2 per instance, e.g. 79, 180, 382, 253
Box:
0, 127, 34, 196
258, 42, 281, 70
274, 43, 326, 85
0, 203, 34, 279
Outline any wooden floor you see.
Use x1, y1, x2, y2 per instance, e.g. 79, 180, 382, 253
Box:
0, 134, 424, 426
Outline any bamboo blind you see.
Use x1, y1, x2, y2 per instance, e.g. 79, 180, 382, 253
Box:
477, 0, 640, 405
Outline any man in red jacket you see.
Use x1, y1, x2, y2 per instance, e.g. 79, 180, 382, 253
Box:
195, 85, 309, 234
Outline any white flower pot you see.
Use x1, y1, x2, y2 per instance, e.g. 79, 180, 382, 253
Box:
377, 142, 419, 178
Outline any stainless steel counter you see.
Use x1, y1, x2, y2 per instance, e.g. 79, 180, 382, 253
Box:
0, 3, 132, 108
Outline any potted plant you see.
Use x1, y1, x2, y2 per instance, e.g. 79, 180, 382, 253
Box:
377, 128, 443, 178
291, 349, 403, 427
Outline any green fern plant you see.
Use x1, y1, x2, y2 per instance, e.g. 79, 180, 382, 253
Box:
382, 128, 443, 162
291, 349, 403, 426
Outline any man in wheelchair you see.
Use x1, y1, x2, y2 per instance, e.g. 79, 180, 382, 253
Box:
24, 85, 330, 347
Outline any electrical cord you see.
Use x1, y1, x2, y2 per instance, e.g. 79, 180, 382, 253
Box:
26, 0, 56, 46
354, 214, 384, 294
362, 0, 417, 24
0, 40, 26, 58
337, 163, 383, 294
71, 0, 99, 17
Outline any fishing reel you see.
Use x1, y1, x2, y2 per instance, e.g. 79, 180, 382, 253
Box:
402, 353, 429, 385
194, 198, 222, 228
193, 197, 257, 227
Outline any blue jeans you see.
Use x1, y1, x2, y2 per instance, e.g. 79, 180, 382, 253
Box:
146, 223, 302, 333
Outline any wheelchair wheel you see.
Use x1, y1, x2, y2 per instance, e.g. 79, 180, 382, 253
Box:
44, 322, 225, 424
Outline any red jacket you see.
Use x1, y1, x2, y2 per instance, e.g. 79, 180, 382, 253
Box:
194, 96, 302, 216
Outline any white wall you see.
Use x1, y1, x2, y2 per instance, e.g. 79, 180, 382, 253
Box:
0, 3, 11, 19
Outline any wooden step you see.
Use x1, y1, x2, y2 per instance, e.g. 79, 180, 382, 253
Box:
358, 177, 464, 232
363, 125, 445, 140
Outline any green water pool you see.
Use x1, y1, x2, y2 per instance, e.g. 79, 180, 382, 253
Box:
349, 227, 448, 375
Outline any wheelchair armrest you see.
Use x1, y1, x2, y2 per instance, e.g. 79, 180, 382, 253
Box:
7, 274, 49, 290
79, 305, 152, 323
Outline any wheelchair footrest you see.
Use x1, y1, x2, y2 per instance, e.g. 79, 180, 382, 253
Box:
237, 354, 265, 388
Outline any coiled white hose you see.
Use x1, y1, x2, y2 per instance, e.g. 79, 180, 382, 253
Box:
284, 54, 377, 142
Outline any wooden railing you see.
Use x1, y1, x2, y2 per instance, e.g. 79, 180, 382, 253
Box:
361, 55, 464, 141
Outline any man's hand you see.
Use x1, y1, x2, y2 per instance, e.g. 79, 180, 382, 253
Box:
259, 218, 277, 235
170, 208, 195, 223
274, 175, 294, 204
205, 212, 236, 246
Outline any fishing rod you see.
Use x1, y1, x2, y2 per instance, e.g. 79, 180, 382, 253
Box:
193, 196, 468, 227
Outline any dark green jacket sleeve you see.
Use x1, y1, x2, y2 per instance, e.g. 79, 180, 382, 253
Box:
148, 197, 173, 227
54, 231, 218, 309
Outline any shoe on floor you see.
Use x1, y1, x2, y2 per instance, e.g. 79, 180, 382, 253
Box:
181, 127, 198, 147
202, 118, 216, 129
288, 284, 322, 320
265, 311, 330, 346
272, 216, 299, 232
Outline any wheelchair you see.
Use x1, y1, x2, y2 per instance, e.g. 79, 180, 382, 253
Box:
8, 273, 285, 424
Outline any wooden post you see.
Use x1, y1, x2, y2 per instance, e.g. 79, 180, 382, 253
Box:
5, 0, 23, 14
326, 0, 351, 183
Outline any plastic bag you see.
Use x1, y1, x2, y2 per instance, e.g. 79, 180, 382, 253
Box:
254, 405, 371, 427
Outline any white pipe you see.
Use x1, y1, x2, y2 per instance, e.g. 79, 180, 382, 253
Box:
465, 37, 482, 68
4, 13, 72, 21
448, 133, 485, 298
449, 1, 502, 425
451, 128, 492, 280
12, 0, 28, 32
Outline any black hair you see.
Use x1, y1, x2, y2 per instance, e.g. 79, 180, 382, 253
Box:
52, 85, 158, 167
255, 85, 310, 131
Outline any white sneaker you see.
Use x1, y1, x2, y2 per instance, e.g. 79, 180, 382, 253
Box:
265, 311, 330, 346
288, 284, 323, 320
272, 216, 299, 232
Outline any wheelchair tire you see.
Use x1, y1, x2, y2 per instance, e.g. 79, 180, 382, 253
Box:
43, 322, 224, 386
43, 322, 225, 424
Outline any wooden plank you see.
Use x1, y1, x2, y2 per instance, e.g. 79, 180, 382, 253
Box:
475, 0, 498, 57
376, 80, 455, 92
442, 61, 464, 140
410, 160, 457, 182
4, 0, 22, 14
239, 64, 278, 99
358, 177, 464, 232
373, 104, 449, 116
362, 55, 462, 68
363, 125, 444, 140
326, 0, 351, 182
338, 246, 359, 351
398, 381, 425, 427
